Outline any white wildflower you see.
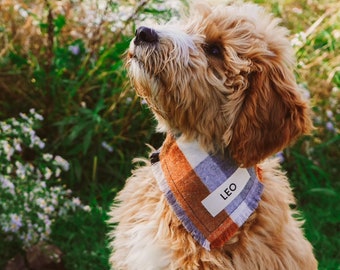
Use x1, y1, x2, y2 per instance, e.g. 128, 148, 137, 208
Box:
43, 153, 53, 162
37, 212, 45, 221
36, 139, 45, 149
83, 205, 91, 212
2, 141, 14, 160
36, 169, 42, 180
40, 181, 46, 188
2, 223, 10, 233
72, 197, 81, 206
19, 113, 29, 121
55, 167, 61, 177
125, 97, 132, 104
326, 110, 333, 119
101, 141, 113, 152
54, 156, 70, 171
29, 108, 44, 121
0, 123, 11, 132
36, 198, 47, 208
0, 175, 15, 195
13, 138, 22, 152
44, 205, 55, 214
15, 161, 26, 179
44, 167, 53, 180
51, 194, 58, 206
291, 32, 307, 48
292, 7, 302, 14
10, 213, 22, 232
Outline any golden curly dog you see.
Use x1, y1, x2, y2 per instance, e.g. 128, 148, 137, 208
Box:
108, 2, 318, 269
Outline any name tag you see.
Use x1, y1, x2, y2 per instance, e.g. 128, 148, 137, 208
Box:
201, 168, 250, 217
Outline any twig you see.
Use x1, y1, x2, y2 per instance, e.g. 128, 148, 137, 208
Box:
108, 0, 150, 47
304, 9, 333, 39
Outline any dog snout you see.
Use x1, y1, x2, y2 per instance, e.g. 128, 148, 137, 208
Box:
134, 26, 158, 45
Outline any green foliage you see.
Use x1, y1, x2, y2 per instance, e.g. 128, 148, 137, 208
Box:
0, 0, 158, 190
51, 184, 113, 270
0, 110, 90, 268
0, 0, 339, 269
265, 1, 340, 268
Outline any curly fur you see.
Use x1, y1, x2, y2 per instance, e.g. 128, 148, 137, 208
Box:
108, 2, 317, 269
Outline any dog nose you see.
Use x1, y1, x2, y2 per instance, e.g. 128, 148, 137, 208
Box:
134, 26, 158, 45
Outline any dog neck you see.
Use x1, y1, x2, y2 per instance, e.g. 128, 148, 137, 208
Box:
151, 133, 264, 250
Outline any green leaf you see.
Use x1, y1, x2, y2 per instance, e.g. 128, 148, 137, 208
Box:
83, 130, 93, 155
54, 14, 66, 34
306, 188, 337, 197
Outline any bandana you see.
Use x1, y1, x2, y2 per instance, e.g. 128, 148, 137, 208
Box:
151, 134, 264, 251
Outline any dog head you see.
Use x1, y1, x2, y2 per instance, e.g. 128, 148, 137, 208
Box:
126, 2, 312, 167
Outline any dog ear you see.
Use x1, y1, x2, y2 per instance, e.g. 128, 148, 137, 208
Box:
228, 52, 313, 167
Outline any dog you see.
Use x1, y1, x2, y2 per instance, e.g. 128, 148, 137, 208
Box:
108, 2, 318, 269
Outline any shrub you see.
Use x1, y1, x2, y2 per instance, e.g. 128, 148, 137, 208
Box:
0, 109, 90, 260
0, 0, 177, 189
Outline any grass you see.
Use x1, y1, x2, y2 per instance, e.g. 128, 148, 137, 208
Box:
0, 0, 339, 269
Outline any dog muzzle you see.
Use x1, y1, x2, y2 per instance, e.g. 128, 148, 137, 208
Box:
151, 134, 264, 250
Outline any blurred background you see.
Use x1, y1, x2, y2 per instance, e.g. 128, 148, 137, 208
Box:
0, 0, 339, 269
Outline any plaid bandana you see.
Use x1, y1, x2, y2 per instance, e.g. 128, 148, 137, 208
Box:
151, 134, 264, 250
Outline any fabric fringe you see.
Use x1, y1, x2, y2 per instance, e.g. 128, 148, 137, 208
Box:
150, 134, 264, 251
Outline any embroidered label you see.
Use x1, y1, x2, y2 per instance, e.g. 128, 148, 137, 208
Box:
201, 168, 250, 217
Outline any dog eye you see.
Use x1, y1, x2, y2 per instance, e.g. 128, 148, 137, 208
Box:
204, 44, 223, 57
